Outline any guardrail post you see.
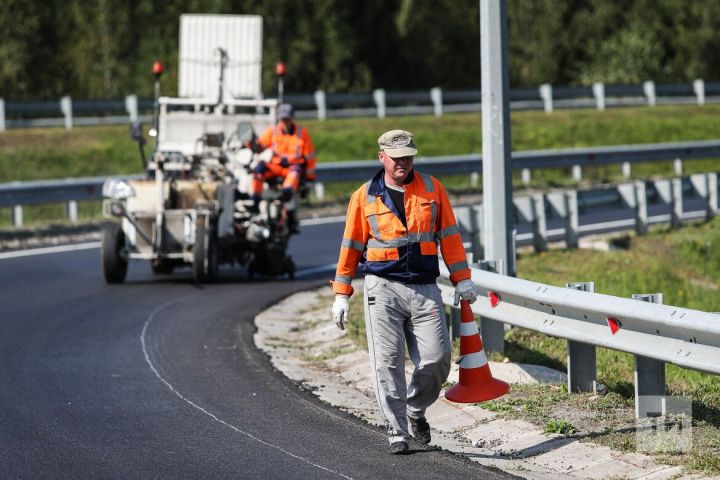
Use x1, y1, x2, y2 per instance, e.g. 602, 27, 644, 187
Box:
566, 282, 596, 393
671, 177, 683, 228
373, 88, 386, 119
632, 293, 666, 419
635, 180, 648, 235
449, 307, 461, 341
532, 193, 548, 252
565, 190, 579, 249
314, 90, 327, 121
0, 98, 5, 132
469, 172, 480, 188
592, 82, 605, 111
521, 168, 531, 186
572, 165, 582, 182
707, 173, 718, 220
693, 79, 705, 106
643, 80, 656, 107
60, 95, 73, 130
12, 205, 23, 227
125, 94, 138, 122
690, 173, 717, 221
65, 200, 78, 223
539, 83, 553, 113
313, 182, 325, 200
673, 158, 683, 176
477, 260, 505, 353
621, 162, 631, 179
430, 87, 443, 116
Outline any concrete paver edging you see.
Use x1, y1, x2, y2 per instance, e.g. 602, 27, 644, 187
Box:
254, 284, 713, 480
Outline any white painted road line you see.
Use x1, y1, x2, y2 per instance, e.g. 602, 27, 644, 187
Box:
0, 241, 100, 260
141, 297, 353, 480
299, 215, 346, 226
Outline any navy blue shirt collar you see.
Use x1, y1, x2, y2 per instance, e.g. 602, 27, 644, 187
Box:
368, 168, 414, 196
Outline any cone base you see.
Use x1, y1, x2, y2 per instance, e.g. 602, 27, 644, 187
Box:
444, 378, 509, 404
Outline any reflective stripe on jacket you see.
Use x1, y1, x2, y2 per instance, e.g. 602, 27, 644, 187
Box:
257, 123, 317, 180
331, 169, 470, 296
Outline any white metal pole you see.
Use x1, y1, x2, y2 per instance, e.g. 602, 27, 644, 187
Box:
373, 89, 386, 119
430, 87, 443, 116
0, 98, 5, 132
480, 0, 513, 352
693, 78, 705, 106
643, 80, 656, 107
60, 96, 73, 130
125, 95, 139, 122
314, 90, 327, 121
539, 83, 553, 113
592, 82, 605, 111
480, 0, 514, 277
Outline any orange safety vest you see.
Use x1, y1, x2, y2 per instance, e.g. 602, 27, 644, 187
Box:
331, 169, 470, 297
257, 123, 317, 181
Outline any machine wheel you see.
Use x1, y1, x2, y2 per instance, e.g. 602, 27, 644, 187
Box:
207, 230, 219, 281
193, 221, 207, 283
102, 222, 127, 284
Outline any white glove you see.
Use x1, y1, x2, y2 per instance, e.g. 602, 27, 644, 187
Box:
454, 279, 478, 305
332, 294, 350, 330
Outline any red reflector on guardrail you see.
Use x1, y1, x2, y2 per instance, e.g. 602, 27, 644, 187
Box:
489, 291, 501, 308
607, 317, 621, 334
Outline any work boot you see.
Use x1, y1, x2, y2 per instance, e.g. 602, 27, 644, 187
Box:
287, 210, 300, 234
409, 416, 431, 444
388, 440, 409, 455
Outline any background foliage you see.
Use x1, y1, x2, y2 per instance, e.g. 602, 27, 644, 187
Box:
1, 0, 720, 100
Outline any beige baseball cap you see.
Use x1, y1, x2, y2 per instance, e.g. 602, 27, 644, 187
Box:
378, 129, 417, 158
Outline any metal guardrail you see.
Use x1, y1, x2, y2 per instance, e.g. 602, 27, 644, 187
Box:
453, 172, 719, 255
316, 139, 720, 183
2, 140, 720, 226
436, 263, 720, 418
2, 80, 719, 130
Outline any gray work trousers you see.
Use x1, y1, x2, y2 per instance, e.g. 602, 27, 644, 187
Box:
363, 274, 451, 444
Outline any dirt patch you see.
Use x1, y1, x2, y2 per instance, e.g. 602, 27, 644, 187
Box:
0, 221, 107, 251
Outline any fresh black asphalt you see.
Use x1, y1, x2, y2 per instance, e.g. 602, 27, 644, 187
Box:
0, 221, 514, 479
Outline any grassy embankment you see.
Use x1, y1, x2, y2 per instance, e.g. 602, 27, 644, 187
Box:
2, 105, 720, 226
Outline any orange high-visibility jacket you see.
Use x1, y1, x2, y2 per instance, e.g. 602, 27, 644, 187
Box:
331, 169, 470, 296
257, 123, 317, 181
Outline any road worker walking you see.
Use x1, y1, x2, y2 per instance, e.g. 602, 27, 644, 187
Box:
330, 129, 478, 454
250, 103, 316, 233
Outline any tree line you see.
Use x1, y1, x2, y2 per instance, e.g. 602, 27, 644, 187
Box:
2, 0, 719, 100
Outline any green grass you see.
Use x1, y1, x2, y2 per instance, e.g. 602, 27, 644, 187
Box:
544, 418, 578, 436
3, 105, 720, 226
3, 105, 720, 183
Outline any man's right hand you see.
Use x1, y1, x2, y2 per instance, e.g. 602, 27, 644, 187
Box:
332, 294, 350, 330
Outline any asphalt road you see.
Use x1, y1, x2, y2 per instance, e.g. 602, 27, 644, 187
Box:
0, 221, 513, 479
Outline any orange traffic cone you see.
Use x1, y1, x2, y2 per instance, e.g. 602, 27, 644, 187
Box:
445, 300, 509, 403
